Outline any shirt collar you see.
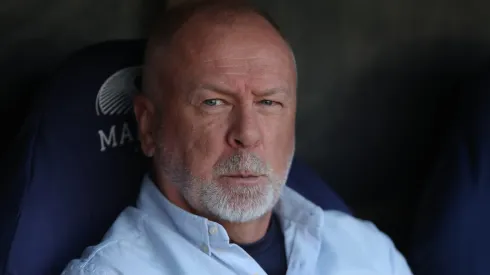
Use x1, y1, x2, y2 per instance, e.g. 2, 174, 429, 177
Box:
137, 175, 229, 253
273, 184, 324, 238
136, 174, 324, 251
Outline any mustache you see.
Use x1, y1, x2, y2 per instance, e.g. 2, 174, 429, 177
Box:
213, 152, 271, 176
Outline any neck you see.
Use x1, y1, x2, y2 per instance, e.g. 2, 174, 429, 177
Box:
215, 212, 272, 244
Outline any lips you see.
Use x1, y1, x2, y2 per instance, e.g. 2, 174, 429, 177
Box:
219, 173, 266, 184
222, 172, 263, 178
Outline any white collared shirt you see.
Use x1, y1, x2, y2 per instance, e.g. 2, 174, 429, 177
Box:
62, 175, 413, 275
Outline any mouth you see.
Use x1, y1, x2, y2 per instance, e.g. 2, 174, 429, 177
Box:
219, 172, 266, 184
221, 172, 264, 178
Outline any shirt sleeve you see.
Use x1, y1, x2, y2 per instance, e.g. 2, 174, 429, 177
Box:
61, 260, 123, 275
59, 239, 166, 275
323, 211, 413, 275
365, 221, 413, 275
386, 240, 413, 274
389, 241, 413, 275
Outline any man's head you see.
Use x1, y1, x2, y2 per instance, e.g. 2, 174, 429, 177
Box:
134, 0, 297, 223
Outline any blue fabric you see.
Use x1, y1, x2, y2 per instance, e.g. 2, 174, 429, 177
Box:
62, 175, 412, 275
409, 72, 490, 275
239, 213, 287, 275
0, 39, 350, 275
288, 158, 350, 212
0, 40, 149, 275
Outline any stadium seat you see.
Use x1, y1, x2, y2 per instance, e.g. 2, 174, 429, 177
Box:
408, 70, 490, 275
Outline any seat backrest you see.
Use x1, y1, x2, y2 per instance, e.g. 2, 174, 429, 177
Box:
0, 40, 349, 275
408, 71, 490, 275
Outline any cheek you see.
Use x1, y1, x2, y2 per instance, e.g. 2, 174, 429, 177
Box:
262, 115, 295, 174
180, 117, 229, 178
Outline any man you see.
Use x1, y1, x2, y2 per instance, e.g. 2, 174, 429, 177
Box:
63, 1, 412, 274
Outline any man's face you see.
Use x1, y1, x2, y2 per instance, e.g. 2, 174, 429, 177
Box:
144, 15, 297, 222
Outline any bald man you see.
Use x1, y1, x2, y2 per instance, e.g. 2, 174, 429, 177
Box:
63, 1, 412, 274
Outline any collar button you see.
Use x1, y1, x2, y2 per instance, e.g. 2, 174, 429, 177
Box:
208, 226, 218, 235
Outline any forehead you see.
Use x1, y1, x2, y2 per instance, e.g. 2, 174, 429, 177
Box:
166, 13, 296, 88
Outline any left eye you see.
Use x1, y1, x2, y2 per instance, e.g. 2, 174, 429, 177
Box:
203, 99, 224, 106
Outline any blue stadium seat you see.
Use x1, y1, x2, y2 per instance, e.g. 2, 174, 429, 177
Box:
408, 70, 490, 275
0, 40, 350, 275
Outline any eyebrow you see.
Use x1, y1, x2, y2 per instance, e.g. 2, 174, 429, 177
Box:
257, 88, 289, 97
199, 83, 236, 96
198, 83, 290, 97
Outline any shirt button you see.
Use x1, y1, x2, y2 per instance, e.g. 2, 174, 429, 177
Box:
208, 226, 218, 235
200, 244, 209, 254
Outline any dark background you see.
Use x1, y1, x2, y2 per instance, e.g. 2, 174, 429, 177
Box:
2, 0, 490, 251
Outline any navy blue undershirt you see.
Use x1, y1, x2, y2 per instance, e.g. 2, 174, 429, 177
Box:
237, 214, 288, 275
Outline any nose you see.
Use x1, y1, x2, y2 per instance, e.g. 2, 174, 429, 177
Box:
227, 105, 262, 149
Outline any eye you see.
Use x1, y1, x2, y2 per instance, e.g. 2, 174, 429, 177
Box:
202, 99, 224, 106
259, 99, 280, 107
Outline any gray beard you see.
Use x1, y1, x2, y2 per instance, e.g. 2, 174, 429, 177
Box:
156, 147, 295, 223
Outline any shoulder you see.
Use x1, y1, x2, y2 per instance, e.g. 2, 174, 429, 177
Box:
61, 240, 136, 275
319, 210, 412, 274
61, 207, 160, 274
322, 210, 385, 241
321, 210, 394, 251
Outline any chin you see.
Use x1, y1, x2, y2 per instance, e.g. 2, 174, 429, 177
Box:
200, 180, 281, 223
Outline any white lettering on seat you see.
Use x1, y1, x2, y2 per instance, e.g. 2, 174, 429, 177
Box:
120, 121, 134, 145
98, 122, 135, 152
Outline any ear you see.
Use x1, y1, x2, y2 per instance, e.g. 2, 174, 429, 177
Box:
133, 94, 157, 157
